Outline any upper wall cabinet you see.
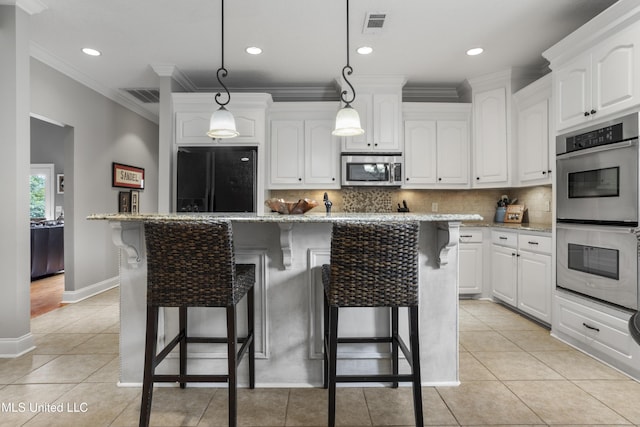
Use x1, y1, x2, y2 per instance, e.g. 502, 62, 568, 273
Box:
338, 76, 405, 153
513, 74, 552, 186
402, 103, 471, 189
268, 103, 340, 189
544, 5, 640, 132
173, 93, 273, 146
472, 87, 508, 186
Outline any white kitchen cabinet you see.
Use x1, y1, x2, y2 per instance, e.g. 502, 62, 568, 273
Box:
343, 93, 401, 152
554, 290, 640, 379
402, 103, 471, 189
513, 74, 552, 186
472, 87, 508, 186
339, 76, 405, 153
491, 231, 518, 306
490, 229, 552, 324
549, 21, 640, 131
269, 118, 339, 189
517, 234, 552, 324
459, 229, 484, 295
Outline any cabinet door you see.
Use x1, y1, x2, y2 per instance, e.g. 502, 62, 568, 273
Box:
304, 120, 340, 187
518, 250, 552, 324
373, 94, 401, 151
343, 94, 373, 151
459, 243, 483, 294
437, 120, 469, 185
473, 87, 508, 185
592, 26, 640, 119
269, 121, 304, 186
491, 244, 517, 306
555, 55, 591, 131
518, 99, 550, 185
403, 120, 437, 186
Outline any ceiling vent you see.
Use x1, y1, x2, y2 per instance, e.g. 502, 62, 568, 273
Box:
122, 88, 160, 103
363, 12, 386, 34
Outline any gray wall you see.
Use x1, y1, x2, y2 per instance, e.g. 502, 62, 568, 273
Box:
30, 58, 159, 293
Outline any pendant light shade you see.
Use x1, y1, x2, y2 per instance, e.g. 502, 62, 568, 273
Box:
207, 0, 238, 139
207, 106, 239, 139
333, 105, 364, 136
333, 0, 364, 137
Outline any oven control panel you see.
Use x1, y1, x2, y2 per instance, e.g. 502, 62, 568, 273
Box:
566, 123, 623, 152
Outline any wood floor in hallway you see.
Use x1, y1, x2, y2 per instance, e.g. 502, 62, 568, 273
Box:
30, 273, 65, 318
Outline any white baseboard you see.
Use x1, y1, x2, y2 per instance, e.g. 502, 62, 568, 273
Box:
61, 276, 119, 303
0, 333, 35, 358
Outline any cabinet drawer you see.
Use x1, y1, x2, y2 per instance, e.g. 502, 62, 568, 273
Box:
459, 229, 483, 243
555, 294, 635, 363
491, 230, 517, 248
518, 234, 551, 254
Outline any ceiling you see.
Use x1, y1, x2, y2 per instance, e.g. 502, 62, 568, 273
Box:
27, 0, 618, 121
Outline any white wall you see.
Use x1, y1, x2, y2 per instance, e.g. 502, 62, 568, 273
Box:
30, 58, 159, 294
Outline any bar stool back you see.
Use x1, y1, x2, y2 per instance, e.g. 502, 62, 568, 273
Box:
322, 221, 423, 426
140, 220, 255, 427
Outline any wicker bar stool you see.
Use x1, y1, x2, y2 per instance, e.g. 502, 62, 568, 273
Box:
322, 221, 423, 427
139, 220, 255, 427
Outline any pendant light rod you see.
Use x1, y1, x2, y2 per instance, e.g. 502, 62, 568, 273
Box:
340, 0, 356, 107
215, 0, 230, 107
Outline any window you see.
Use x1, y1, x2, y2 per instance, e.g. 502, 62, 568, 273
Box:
30, 164, 55, 220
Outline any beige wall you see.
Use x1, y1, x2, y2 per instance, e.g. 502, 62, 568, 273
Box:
270, 185, 552, 225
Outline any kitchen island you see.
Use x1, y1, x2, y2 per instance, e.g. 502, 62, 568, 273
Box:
88, 212, 482, 387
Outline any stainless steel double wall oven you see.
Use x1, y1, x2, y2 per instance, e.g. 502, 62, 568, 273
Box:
556, 112, 639, 310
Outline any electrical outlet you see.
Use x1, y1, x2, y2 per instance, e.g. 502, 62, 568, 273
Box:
544, 200, 551, 212
431, 202, 438, 212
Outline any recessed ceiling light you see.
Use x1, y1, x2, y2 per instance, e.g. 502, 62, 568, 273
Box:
357, 46, 373, 55
466, 47, 484, 56
246, 46, 262, 55
82, 47, 101, 56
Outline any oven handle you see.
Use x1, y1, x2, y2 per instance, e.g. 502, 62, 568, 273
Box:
556, 222, 637, 235
556, 139, 637, 160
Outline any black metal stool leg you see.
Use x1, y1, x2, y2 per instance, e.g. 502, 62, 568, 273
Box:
409, 306, 424, 427
248, 285, 255, 389
391, 307, 399, 388
328, 305, 338, 427
179, 306, 187, 389
139, 306, 158, 427
323, 291, 329, 389
227, 305, 238, 427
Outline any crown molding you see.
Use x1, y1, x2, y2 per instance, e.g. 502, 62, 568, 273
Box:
151, 64, 196, 92
0, 0, 47, 14
31, 42, 159, 124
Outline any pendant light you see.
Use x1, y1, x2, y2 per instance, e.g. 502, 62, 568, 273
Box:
207, 0, 239, 139
333, 0, 364, 137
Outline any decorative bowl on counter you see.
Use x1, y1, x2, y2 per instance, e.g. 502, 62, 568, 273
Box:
265, 198, 318, 215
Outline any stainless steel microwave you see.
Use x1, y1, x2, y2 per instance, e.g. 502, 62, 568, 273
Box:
341, 154, 403, 186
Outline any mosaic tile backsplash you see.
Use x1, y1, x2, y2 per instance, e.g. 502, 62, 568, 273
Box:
269, 185, 552, 225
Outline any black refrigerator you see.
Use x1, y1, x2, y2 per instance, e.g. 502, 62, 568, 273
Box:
176, 146, 257, 212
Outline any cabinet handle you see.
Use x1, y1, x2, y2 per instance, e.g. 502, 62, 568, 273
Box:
528, 241, 539, 245
438, 177, 442, 181
583, 322, 600, 332
590, 109, 597, 115
542, 171, 547, 175
547, 170, 552, 174
367, 143, 371, 146
584, 111, 590, 117
511, 253, 517, 256
298, 178, 302, 181
332, 177, 335, 181
374, 143, 378, 147
406, 177, 409, 181
460, 235, 473, 238
499, 236, 508, 240
476, 177, 480, 180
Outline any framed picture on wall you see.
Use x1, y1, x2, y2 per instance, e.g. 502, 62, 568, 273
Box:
118, 191, 131, 213
112, 162, 145, 189
130, 190, 140, 214
56, 174, 64, 194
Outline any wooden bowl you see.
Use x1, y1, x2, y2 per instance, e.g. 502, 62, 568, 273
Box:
265, 198, 318, 214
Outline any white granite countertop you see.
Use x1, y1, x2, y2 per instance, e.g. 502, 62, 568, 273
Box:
461, 220, 552, 233
88, 212, 484, 223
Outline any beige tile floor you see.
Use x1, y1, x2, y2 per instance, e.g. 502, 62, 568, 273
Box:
1, 288, 639, 426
